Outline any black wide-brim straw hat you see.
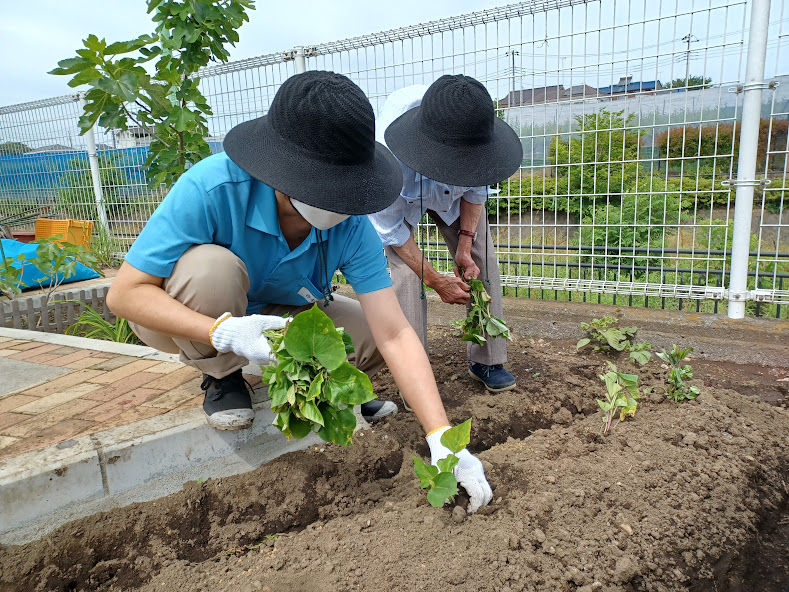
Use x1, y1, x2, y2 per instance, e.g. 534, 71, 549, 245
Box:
224, 71, 402, 215
385, 74, 523, 187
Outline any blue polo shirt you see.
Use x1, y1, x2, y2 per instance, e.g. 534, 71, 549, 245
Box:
125, 152, 392, 314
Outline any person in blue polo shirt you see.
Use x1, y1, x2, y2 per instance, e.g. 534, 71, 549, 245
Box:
106, 71, 493, 512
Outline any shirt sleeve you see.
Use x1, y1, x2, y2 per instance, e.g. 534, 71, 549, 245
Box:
124, 175, 219, 278
462, 186, 490, 205
339, 217, 393, 294
367, 198, 412, 248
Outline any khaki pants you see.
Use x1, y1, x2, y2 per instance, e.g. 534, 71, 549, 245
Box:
385, 211, 507, 366
129, 244, 385, 379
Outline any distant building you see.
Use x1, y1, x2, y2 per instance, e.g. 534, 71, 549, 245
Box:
563, 85, 599, 99
598, 75, 663, 97
27, 144, 75, 154
498, 85, 566, 107
114, 126, 152, 148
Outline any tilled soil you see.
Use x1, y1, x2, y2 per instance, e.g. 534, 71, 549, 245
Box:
1, 328, 788, 592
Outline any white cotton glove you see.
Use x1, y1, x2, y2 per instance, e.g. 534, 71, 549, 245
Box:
209, 313, 288, 365
426, 426, 493, 513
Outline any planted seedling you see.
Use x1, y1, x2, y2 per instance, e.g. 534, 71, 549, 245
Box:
413, 419, 471, 508
262, 304, 376, 446
452, 278, 510, 345
577, 316, 652, 365
656, 344, 700, 402
597, 361, 640, 435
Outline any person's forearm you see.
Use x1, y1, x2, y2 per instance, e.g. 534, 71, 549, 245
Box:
358, 289, 449, 433
377, 325, 449, 433
457, 199, 483, 255
391, 235, 443, 288
107, 273, 214, 344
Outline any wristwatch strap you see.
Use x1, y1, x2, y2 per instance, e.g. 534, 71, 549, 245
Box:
458, 228, 477, 239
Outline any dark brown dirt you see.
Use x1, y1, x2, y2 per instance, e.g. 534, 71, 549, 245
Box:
1, 328, 788, 592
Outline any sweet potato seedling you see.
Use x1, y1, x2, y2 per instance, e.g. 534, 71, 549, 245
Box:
597, 362, 640, 435
657, 344, 700, 402
577, 316, 652, 365
262, 305, 376, 446
413, 419, 472, 508
452, 278, 510, 345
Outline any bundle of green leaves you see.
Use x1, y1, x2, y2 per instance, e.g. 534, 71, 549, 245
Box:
261, 305, 376, 446
577, 316, 652, 365
452, 278, 510, 346
413, 419, 472, 507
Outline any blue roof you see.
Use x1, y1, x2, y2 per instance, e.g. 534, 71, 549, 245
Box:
599, 80, 661, 94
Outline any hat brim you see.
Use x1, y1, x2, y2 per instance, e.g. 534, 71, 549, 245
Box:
384, 108, 523, 186
224, 116, 403, 216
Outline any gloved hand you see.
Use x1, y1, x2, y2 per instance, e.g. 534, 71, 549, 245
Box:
209, 312, 288, 365
426, 425, 493, 513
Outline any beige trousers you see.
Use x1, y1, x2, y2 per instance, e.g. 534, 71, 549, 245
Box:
384, 210, 507, 366
129, 244, 385, 379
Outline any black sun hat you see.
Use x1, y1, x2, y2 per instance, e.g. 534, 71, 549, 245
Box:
224, 71, 402, 215
384, 74, 523, 187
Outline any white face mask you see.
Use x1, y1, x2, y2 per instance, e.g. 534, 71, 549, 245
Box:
290, 198, 350, 230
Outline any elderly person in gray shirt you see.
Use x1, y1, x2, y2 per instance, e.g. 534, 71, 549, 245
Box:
369, 75, 523, 393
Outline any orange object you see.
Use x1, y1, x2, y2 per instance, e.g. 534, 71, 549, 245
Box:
34, 218, 94, 249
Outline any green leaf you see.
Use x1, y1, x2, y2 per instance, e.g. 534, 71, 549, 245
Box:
601, 328, 628, 350
284, 305, 346, 371
576, 338, 590, 350
338, 328, 355, 355
413, 457, 439, 488
300, 399, 324, 426
49, 56, 95, 76
629, 350, 651, 366
326, 362, 375, 406
316, 403, 356, 446
288, 416, 312, 439
426, 472, 459, 507
440, 418, 471, 454
437, 454, 459, 473
66, 68, 102, 88
306, 373, 324, 401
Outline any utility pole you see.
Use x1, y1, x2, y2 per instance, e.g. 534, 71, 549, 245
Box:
506, 49, 519, 103
681, 34, 699, 87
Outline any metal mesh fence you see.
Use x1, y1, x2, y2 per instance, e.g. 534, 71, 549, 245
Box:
0, 0, 786, 316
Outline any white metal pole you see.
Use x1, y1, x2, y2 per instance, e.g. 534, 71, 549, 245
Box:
727, 0, 770, 319
77, 93, 111, 237
293, 46, 307, 74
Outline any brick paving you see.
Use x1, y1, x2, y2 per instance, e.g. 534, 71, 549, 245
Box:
0, 336, 261, 460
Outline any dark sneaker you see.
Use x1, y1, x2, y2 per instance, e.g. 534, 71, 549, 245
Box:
469, 363, 516, 392
360, 400, 398, 422
201, 370, 254, 430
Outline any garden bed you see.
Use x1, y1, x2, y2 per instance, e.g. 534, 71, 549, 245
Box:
0, 327, 787, 592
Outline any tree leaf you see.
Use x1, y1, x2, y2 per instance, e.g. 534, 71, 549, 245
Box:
440, 418, 471, 454
284, 304, 346, 371
576, 338, 590, 350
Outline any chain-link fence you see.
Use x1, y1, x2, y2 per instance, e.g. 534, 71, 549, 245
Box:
1, 0, 786, 317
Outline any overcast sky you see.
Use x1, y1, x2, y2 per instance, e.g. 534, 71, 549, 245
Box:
0, 0, 505, 107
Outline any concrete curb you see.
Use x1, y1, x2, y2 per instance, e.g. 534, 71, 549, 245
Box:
0, 399, 319, 544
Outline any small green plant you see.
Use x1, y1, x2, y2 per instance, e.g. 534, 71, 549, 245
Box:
452, 278, 510, 345
61, 300, 139, 344
577, 316, 652, 365
413, 419, 472, 507
656, 344, 700, 402
597, 362, 640, 435
90, 225, 120, 269
262, 304, 376, 446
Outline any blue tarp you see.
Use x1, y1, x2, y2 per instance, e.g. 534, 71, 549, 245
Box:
0, 238, 100, 291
